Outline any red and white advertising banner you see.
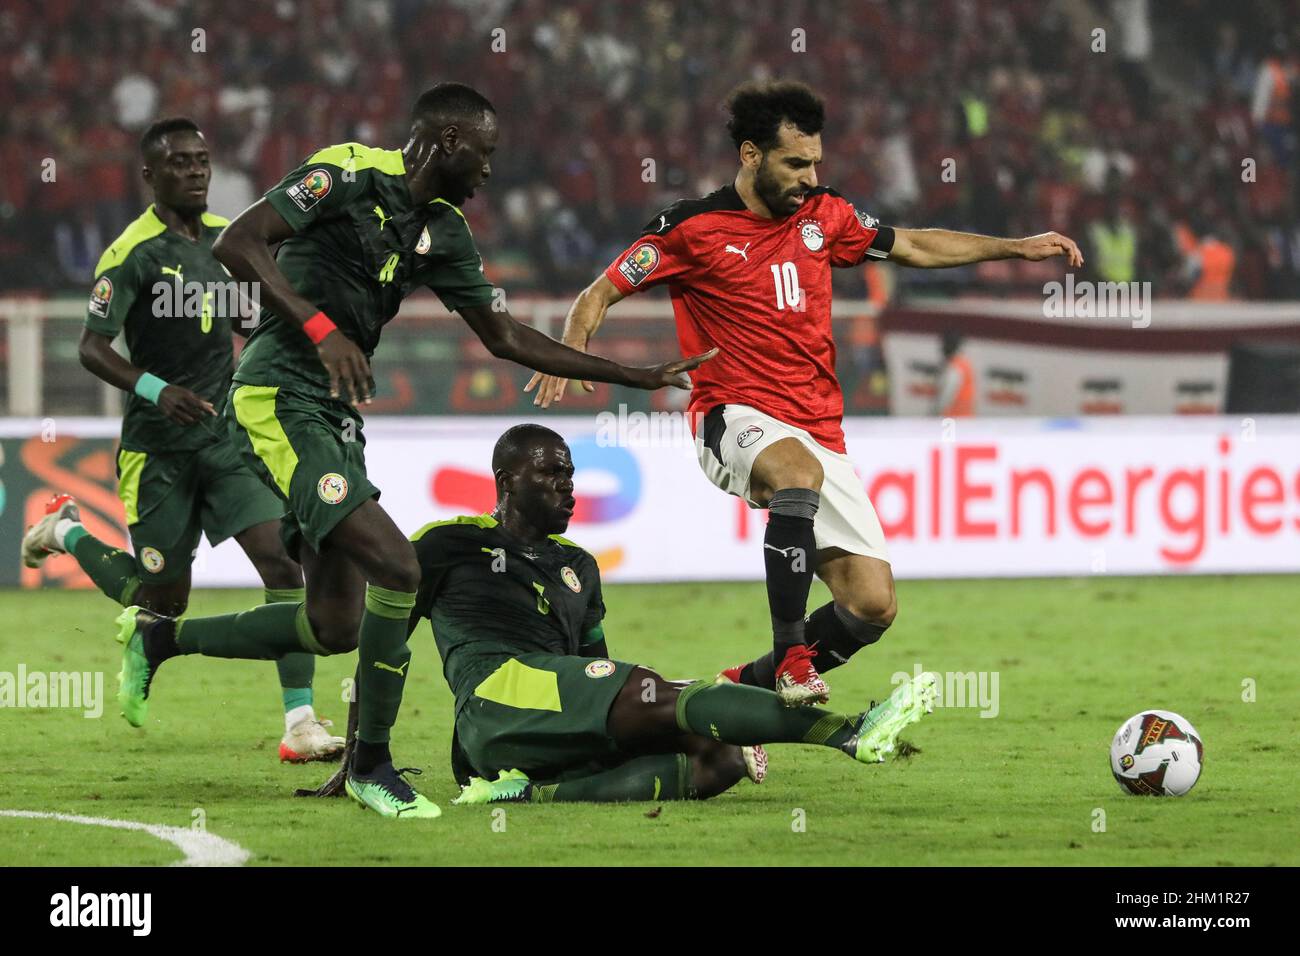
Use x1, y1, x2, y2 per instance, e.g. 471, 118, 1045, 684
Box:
7, 415, 1298, 584
881, 299, 1300, 416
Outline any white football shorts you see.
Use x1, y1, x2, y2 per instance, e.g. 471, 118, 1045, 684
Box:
694, 403, 889, 562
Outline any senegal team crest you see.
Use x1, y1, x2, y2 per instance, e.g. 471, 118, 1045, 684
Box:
88, 276, 113, 318
617, 242, 660, 287
317, 472, 348, 504
415, 225, 431, 255
561, 566, 581, 593
287, 168, 333, 212
140, 547, 165, 574
798, 219, 824, 251
585, 660, 615, 679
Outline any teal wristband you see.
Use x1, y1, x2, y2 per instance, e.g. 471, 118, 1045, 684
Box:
134, 372, 168, 405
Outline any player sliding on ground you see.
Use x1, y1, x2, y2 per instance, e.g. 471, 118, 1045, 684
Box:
109, 83, 714, 820
411, 424, 938, 806
528, 80, 1084, 704
22, 118, 342, 763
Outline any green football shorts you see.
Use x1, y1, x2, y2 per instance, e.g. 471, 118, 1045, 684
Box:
115, 436, 286, 583
454, 653, 638, 783
226, 384, 379, 558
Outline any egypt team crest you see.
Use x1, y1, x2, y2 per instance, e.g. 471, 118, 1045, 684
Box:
287, 168, 332, 212
88, 276, 113, 318
561, 566, 582, 593
737, 425, 764, 448
798, 219, 824, 251
585, 660, 615, 679
317, 472, 348, 504
140, 547, 165, 574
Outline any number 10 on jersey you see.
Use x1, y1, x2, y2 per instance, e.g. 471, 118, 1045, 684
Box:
771, 261, 803, 311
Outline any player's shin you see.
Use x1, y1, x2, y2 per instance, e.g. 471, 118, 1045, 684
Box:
764, 488, 819, 663
532, 754, 694, 803
266, 587, 314, 716
352, 585, 417, 773
675, 680, 857, 749
737, 600, 889, 684
64, 526, 143, 606
173, 601, 312, 659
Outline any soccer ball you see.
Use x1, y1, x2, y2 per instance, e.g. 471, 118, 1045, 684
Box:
1109, 710, 1204, 796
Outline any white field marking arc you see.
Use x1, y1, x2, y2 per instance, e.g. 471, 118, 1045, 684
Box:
0, 810, 251, 866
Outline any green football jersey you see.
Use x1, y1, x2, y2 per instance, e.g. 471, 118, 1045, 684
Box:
409, 515, 607, 710
85, 205, 236, 454
233, 142, 496, 399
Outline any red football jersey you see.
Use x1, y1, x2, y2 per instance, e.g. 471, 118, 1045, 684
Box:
604, 185, 893, 453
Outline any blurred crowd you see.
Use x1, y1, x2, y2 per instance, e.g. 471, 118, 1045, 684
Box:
3, 0, 1299, 299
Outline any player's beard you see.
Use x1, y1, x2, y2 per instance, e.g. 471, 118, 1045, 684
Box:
754, 155, 801, 218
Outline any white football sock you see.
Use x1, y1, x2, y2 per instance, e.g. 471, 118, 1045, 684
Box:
284, 703, 315, 733
52, 518, 83, 551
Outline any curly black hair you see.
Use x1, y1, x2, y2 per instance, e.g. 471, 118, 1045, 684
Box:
725, 80, 825, 151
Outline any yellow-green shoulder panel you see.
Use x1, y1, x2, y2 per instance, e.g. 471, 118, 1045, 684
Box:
93, 206, 167, 276
306, 143, 406, 176
410, 513, 498, 542
201, 212, 231, 228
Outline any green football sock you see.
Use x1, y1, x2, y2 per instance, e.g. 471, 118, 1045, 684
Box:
265, 588, 313, 713
531, 754, 693, 803
175, 602, 322, 659
65, 526, 141, 606
674, 680, 858, 749
355, 585, 417, 745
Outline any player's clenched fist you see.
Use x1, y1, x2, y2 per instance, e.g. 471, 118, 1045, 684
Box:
157, 384, 216, 426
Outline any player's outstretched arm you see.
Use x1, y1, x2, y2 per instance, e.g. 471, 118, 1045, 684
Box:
523, 275, 625, 407
78, 329, 215, 426
213, 200, 375, 404
459, 301, 715, 392
890, 228, 1084, 269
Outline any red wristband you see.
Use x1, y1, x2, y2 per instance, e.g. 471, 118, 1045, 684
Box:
303, 311, 337, 344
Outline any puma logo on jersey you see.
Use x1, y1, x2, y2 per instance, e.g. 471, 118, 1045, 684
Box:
373, 660, 409, 677
160, 264, 183, 279
724, 243, 750, 261
373, 205, 392, 230
655, 215, 668, 232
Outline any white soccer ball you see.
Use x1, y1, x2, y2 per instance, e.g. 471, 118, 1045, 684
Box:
1109, 710, 1204, 796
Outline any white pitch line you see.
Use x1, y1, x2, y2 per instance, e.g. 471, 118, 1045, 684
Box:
0, 810, 251, 867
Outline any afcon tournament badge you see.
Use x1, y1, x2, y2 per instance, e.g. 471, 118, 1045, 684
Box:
798, 219, 824, 251
317, 473, 349, 504
584, 660, 615, 679
617, 242, 660, 286
140, 547, 165, 574
88, 276, 113, 318
561, 567, 582, 593
1119, 754, 1135, 770
286, 168, 333, 212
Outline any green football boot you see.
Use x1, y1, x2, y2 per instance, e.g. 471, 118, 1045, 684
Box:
345, 763, 442, 819
844, 671, 938, 764
114, 605, 175, 727
452, 769, 532, 806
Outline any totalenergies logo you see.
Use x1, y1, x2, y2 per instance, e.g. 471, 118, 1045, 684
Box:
429, 436, 641, 569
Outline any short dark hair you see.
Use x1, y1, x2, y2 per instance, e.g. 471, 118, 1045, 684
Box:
412, 82, 496, 127
492, 423, 566, 474
140, 117, 202, 159
725, 80, 825, 151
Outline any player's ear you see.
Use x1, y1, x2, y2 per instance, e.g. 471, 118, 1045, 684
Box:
440, 124, 460, 154
739, 141, 762, 170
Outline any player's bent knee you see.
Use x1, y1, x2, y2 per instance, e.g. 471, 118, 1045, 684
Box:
844, 587, 897, 630
689, 746, 747, 799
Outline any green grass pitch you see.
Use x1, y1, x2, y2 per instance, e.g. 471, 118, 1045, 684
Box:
0, 576, 1295, 866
